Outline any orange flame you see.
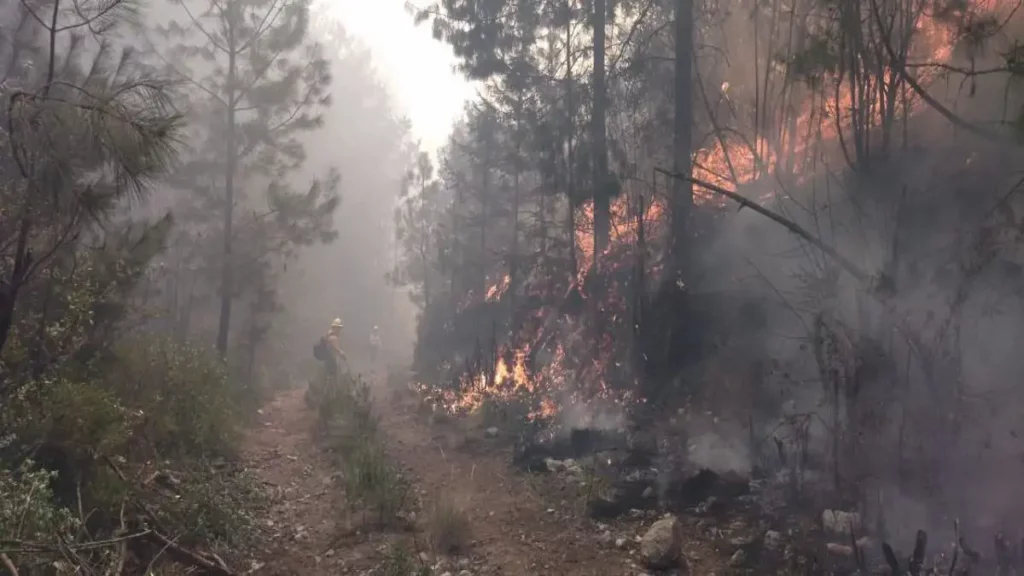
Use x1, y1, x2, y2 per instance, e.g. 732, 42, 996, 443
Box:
424, 0, 1009, 421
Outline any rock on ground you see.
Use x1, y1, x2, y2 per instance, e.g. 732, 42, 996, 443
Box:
640, 516, 685, 570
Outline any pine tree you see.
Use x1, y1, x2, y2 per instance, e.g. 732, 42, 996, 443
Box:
154, 0, 334, 355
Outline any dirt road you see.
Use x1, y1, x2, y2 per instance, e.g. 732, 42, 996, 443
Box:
377, 391, 637, 575
243, 380, 703, 575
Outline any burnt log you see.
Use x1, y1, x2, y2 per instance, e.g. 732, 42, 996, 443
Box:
587, 471, 660, 519
512, 427, 629, 472
664, 468, 750, 510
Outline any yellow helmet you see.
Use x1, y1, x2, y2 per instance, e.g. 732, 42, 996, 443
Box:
330, 318, 343, 329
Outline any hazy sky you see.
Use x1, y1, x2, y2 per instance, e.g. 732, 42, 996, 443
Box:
324, 0, 475, 153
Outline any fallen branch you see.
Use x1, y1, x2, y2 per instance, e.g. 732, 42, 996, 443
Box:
101, 456, 239, 576
868, 0, 1012, 146
145, 530, 238, 576
0, 531, 152, 555
655, 168, 876, 286
0, 553, 18, 576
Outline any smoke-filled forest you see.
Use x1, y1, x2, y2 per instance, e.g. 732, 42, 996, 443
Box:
4, 0, 1024, 573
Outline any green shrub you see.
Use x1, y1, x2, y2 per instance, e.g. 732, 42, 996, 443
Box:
157, 463, 267, 551
342, 439, 409, 526
377, 543, 432, 576
0, 462, 78, 542
104, 337, 241, 460
315, 371, 378, 447
309, 368, 408, 527
426, 497, 471, 555
34, 378, 133, 462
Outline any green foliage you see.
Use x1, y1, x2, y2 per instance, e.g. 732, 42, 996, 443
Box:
153, 0, 339, 359
156, 464, 267, 550
104, 337, 241, 460
33, 379, 133, 463
341, 440, 410, 525
309, 370, 410, 526
377, 543, 433, 576
426, 498, 471, 555
0, 462, 78, 542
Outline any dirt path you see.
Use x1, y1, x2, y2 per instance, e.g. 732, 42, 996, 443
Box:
377, 391, 638, 576
242, 381, 704, 576
243, 387, 363, 575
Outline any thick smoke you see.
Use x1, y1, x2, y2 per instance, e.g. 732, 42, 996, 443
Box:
275, 14, 418, 372
682, 3, 1024, 544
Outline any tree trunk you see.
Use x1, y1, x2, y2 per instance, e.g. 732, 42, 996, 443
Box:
217, 31, 238, 358
565, 2, 578, 279
0, 214, 33, 358
510, 93, 522, 330
670, 0, 694, 277
591, 0, 609, 265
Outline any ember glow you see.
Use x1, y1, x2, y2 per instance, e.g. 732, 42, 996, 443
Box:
416, 0, 1009, 422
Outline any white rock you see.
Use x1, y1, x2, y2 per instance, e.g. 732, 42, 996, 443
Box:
729, 549, 746, 566
640, 516, 684, 570
822, 509, 861, 535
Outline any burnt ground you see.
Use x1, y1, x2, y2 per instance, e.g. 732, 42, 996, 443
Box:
242, 376, 747, 576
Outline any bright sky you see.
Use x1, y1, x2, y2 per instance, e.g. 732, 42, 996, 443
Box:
323, 0, 476, 154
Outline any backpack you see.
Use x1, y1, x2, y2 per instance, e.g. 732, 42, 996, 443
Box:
313, 337, 326, 361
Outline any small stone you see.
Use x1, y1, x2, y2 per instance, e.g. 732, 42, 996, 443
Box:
764, 530, 783, 550
615, 537, 628, 549
485, 427, 499, 437
822, 510, 861, 536
826, 542, 854, 556
730, 536, 754, 547
729, 549, 747, 566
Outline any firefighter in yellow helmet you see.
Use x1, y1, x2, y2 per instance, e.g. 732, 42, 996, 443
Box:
324, 318, 347, 376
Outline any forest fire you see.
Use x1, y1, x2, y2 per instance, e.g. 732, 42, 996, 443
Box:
418, 0, 1010, 424
417, 344, 562, 420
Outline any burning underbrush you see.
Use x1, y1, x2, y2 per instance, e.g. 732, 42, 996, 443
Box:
398, 1, 1024, 571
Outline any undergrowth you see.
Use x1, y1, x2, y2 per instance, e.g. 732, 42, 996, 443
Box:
313, 368, 411, 527
377, 542, 433, 576
426, 497, 471, 555
0, 336, 267, 574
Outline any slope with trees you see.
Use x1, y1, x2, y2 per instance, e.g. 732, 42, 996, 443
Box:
0, 0, 413, 570
399, 0, 1024, 547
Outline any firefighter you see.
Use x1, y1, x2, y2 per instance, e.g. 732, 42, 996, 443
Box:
309, 317, 347, 408
369, 325, 381, 365
324, 317, 346, 376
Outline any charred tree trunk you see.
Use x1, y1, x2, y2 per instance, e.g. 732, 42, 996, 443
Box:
0, 215, 33, 360
591, 0, 609, 265
670, 0, 694, 278
565, 2, 578, 279
590, 0, 609, 354
510, 93, 523, 331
